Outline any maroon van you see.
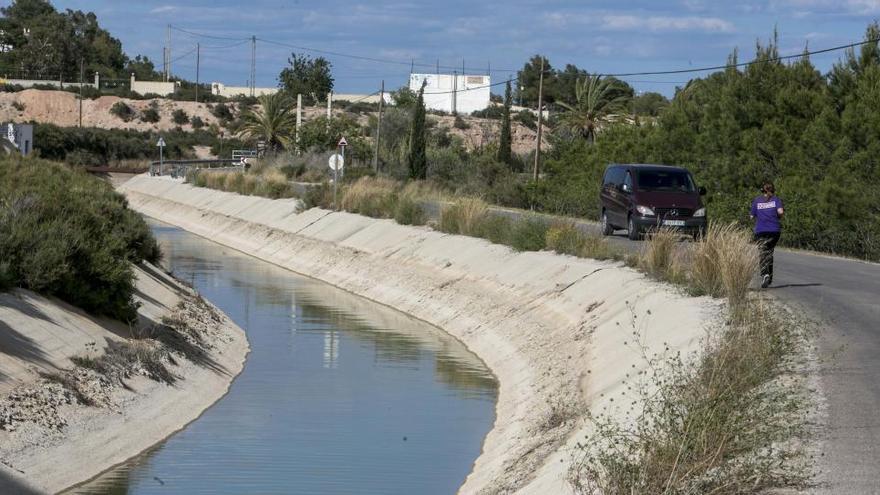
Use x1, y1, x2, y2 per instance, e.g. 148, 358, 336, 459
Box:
599, 164, 707, 240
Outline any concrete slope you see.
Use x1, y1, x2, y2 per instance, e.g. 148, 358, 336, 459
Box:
0, 263, 249, 494
479, 204, 880, 494
119, 176, 720, 494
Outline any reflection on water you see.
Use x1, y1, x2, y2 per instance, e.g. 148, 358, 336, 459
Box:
66, 220, 497, 495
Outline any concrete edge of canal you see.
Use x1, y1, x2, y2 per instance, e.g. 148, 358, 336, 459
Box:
0, 262, 250, 494
117, 174, 722, 494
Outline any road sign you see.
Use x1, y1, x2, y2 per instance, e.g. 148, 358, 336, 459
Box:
156, 137, 166, 148
328, 154, 344, 171
337, 137, 348, 147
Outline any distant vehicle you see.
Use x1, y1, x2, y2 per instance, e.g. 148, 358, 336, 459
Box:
599, 164, 707, 240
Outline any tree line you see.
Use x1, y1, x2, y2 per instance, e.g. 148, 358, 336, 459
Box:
533, 25, 880, 260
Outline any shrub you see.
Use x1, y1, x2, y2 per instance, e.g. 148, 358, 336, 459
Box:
12, 101, 25, 112
211, 102, 234, 121
453, 115, 470, 129
301, 182, 334, 210
0, 158, 161, 321
471, 105, 504, 120
515, 110, 537, 130
110, 101, 134, 121
688, 223, 758, 306
190, 116, 205, 129
509, 216, 550, 252
473, 214, 512, 245
394, 195, 426, 226
141, 106, 160, 123
340, 176, 398, 217
638, 228, 682, 281
545, 222, 585, 256
439, 198, 489, 236
570, 298, 808, 494
172, 109, 189, 125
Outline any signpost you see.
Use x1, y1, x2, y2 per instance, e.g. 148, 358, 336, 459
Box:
156, 136, 166, 176
331, 137, 348, 209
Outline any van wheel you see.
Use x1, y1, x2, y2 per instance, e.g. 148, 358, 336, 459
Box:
601, 211, 613, 236
627, 216, 642, 241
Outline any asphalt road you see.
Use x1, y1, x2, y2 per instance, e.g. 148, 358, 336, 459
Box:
444, 202, 880, 493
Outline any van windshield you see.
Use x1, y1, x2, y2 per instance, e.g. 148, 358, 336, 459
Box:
636, 170, 695, 192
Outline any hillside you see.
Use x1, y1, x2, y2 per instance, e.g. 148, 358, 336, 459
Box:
0, 89, 542, 156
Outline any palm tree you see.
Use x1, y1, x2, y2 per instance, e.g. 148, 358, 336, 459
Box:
556, 75, 630, 143
238, 93, 297, 152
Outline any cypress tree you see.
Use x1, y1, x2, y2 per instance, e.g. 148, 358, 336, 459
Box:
498, 79, 513, 165
408, 80, 428, 180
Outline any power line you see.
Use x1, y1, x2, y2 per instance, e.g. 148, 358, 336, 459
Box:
600, 37, 880, 77
170, 25, 249, 42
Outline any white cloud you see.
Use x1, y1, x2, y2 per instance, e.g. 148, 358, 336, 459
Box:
773, 0, 880, 14
149, 6, 177, 14
601, 15, 735, 33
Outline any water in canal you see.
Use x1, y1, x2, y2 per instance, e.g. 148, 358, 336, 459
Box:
67, 219, 498, 495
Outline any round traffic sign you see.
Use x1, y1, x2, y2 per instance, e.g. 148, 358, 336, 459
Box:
328, 154, 344, 171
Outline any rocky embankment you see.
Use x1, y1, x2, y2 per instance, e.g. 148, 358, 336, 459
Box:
0, 262, 249, 494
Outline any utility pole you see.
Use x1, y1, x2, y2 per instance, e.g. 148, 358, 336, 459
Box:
372, 80, 384, 172
326, 91, 332, 132
533, 58, 544, 181
250, 36, 256, 97
295, 93, 302, 154
195, 43, 200, 103
166, 25, 172, 82
78, 58, 83, 127
454, 70, 459, 114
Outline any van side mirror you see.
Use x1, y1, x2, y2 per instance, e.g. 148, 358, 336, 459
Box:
699, 186, 707, 196
620, 183, 630, 193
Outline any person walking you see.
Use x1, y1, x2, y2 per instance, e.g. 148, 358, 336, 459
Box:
750, 182, 784, 288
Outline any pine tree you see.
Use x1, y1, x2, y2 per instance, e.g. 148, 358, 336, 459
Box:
408, 80, 428, 180
498, 80, 512, 165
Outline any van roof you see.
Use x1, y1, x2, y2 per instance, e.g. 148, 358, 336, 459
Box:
606, 163, 690, 172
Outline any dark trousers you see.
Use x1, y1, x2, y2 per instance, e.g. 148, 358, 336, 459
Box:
755, 232, 781, 279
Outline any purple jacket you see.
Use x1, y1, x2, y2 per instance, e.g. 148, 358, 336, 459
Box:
751, 195, 783, 233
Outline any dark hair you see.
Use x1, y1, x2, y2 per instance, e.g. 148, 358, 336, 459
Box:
762, 182, 775, 194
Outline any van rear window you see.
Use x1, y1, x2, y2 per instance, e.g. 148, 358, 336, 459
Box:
636, 170, 695, 192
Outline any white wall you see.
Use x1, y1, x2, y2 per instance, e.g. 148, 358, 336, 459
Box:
334, 92, 392, 104
130, 74, 177, 96
409, 73, 490, 114
211, 82, 278, 98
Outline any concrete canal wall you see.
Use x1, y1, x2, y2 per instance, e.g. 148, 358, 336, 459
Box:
119, 175, 719, 494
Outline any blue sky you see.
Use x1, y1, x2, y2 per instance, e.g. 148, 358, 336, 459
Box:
45, 0, 880, 96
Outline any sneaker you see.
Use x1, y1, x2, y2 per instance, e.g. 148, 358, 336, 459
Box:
761, 274, 771, 288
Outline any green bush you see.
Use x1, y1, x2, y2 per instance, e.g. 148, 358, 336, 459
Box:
190, 116, 205, 129
172, 109, 189, 125
473, 214, 512, 245
34, 123, 219, 165
545, 223, 585, 256
141, 106, 160, 123
110, 101, 134, 121
211, 102, 234, 121
509, 216, 550, 252
393, 196, 426, 225
0, 158, 161, 321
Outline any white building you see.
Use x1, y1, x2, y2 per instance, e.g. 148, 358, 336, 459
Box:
211, 82, 278, 98
409, 73, 490, 114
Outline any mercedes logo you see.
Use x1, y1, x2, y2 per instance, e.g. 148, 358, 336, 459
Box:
669, 209, 679, 217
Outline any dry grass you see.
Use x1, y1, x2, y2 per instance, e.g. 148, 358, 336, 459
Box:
73, 339, 175, 385
570, 298, 810, 495
439, 198, 489, 236
638, 223, 758, 307
190, 168, 294, 199
339, 176, 399, 217
638, 228, 684, 282
689, 223, 758, 307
